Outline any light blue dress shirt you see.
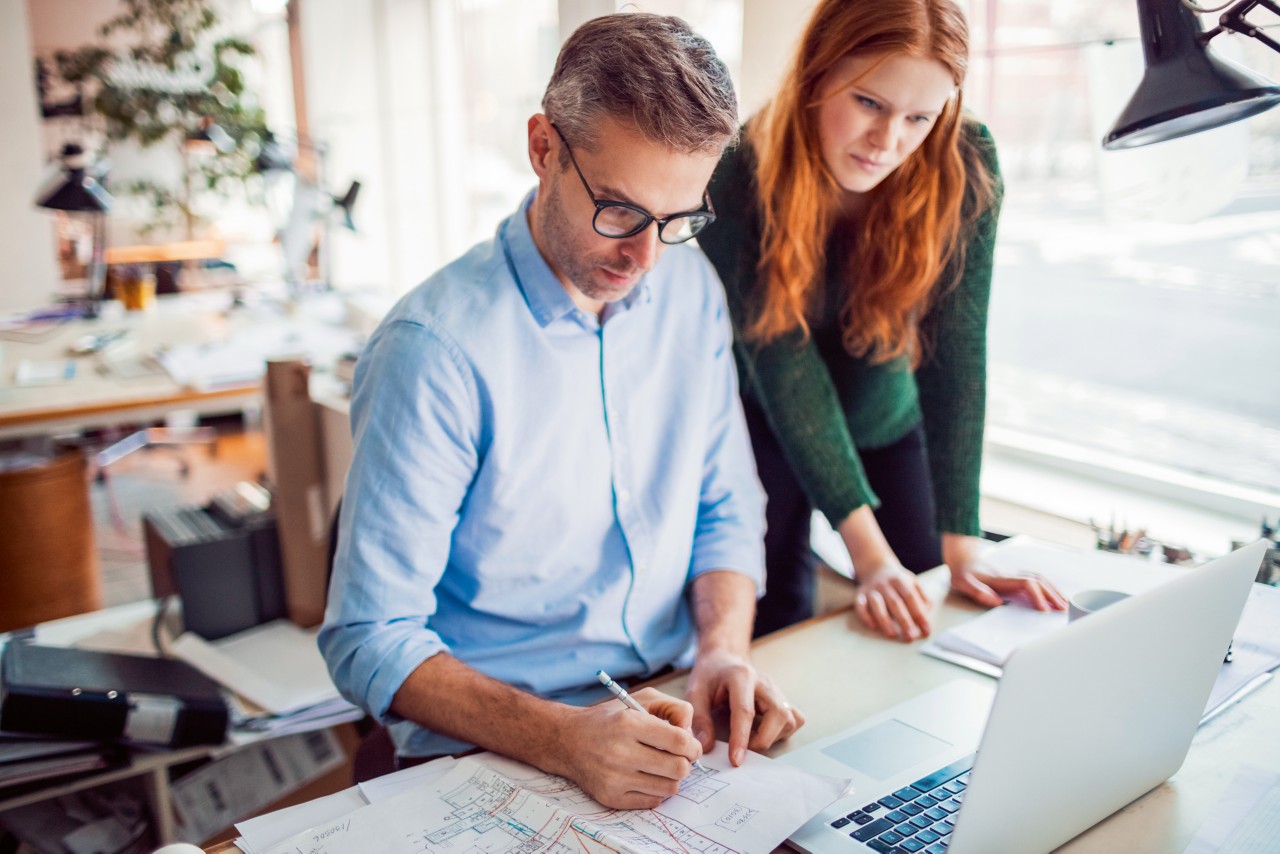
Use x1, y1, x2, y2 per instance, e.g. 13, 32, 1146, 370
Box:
319, 191, 765, 757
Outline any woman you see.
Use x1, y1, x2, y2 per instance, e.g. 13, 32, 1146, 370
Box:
699, 0, 1066, 639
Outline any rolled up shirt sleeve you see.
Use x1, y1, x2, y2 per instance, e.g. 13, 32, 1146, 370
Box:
319, 316, 480, 721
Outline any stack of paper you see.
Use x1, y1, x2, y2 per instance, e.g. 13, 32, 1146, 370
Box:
922, 537, 1280, 721
233, 757, 458, 853
155, 342, 267, 390
0, 734, 124, 789
156, 315, 360, 390
232, 743, 847, 854
170, 620, 362, 741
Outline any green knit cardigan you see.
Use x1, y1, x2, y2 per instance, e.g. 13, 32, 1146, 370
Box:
698, 120, 1003, 537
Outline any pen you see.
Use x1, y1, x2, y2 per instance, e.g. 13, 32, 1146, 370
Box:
596, 669, 707, 772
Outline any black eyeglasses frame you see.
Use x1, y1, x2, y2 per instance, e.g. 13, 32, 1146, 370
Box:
550, 123, 716, 245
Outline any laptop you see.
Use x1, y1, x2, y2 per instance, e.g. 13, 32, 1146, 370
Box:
782, 539, 1267, 854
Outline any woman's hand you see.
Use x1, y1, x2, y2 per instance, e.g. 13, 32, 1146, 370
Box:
943, 533, 1068, 612
853, 561, 934, 641
839, 505, 935, 640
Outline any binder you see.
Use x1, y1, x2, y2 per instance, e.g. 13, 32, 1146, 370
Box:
0, 643, 228, 747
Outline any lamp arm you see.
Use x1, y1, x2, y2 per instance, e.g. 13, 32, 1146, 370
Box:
1203, 0, 1280, 54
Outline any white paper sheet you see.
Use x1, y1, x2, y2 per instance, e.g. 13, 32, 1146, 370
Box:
1185, 765, 1280, 853
920, 539, 1280, 723
171, 620, 345, 715
357, 755, 458, 803
927, 604, 1065, 666
230, 757, 461, 853
261, 744, 847, 854
235, 786, 368, 854
15, 358, 76, 385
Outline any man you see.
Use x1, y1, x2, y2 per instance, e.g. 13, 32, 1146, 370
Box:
320, 13, 803, 810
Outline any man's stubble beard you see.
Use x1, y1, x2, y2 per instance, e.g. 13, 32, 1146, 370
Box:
540, 180, 639, 306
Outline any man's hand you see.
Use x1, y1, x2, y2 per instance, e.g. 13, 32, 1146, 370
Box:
687, 571, 805, 766
553, 688, 703, 810
685, 648, 805, 766
391, 655, 702, 811
853, 562, 933, 641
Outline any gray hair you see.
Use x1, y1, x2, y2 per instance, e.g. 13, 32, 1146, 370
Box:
542, 13, 739, 155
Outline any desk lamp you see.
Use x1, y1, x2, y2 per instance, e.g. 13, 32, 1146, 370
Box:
254, 129, 363, 289
34, 143, 115, 318
1104, 0, 1280, 149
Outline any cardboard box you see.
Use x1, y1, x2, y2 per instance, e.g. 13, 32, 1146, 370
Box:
263, 358, 330, 627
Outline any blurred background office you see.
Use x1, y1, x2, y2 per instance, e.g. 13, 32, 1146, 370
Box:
2, 0, 1278, 587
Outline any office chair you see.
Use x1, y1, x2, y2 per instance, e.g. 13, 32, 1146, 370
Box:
93, 422, 218, 534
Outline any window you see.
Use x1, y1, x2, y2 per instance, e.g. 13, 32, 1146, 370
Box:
960, 1, 1280, 501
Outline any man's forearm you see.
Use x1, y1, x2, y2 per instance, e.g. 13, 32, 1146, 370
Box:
390, 652, 575, 774
390, 652, 706, 809
690, 570, 756, 657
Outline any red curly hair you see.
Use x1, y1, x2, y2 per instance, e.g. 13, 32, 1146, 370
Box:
747, 0, 995, 365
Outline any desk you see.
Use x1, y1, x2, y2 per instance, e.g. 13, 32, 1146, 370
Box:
0, 292, 356, 440
105, 240, 227, 266
204, 569, 1279, 853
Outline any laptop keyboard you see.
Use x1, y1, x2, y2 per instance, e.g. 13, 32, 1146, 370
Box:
828, 754, 974, 854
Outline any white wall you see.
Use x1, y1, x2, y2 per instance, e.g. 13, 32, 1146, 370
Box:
0, 0, 59, 314
738, 0, 812, 119
27, 0, 183, 247
295, 0, 397, 290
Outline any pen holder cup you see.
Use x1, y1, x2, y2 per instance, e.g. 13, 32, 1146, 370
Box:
118, 266, 157, 311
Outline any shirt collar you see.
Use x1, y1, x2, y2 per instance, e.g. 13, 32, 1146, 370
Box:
501, 189, 651, 328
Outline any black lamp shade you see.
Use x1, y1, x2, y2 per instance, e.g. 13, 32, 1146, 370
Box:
332, 180, 361, 231
1103, 0, 1280, 150
35, 144, 114, 212
35, 172, 113, 212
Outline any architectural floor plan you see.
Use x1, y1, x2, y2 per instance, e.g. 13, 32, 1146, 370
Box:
262, 743, 845, 854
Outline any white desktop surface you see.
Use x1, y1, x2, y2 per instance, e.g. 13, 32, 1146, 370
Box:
0, 292, 356, 439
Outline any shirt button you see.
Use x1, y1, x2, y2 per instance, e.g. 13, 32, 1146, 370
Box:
636, 564, 647, 574
618, 489, 631, 503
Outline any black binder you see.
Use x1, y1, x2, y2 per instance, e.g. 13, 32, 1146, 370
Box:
0, 643, 228, 747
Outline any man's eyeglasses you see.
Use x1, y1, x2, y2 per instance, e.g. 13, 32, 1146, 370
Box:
551, 124, 716, 245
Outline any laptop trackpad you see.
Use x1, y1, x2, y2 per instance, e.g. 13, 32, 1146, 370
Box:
821, 718, 952, 781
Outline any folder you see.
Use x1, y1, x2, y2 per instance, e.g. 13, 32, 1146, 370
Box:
0, 733, 127, 792
0, 643, 228, 747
